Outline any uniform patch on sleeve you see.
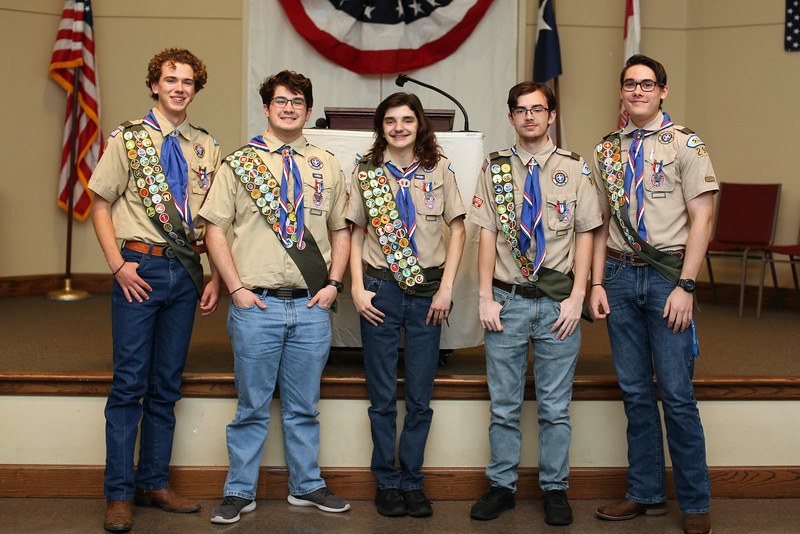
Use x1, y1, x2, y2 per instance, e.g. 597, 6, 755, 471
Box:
109, 127, 121, 139
448, 163, 455, 175
472, 195, 485, 209
686, 135, 704, 148
582, 162, 591, 175
705, 176, 716, 182
696, 146, 708, 157
482, 158, 489, 172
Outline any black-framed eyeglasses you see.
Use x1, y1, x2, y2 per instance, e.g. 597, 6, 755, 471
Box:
621, 79, 661, 92
512, 106, 550, 117
271, 96, 306, 108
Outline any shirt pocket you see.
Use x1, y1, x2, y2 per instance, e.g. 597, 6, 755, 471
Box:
303, 175, 331, 216
545, 192, 577, 233
412, 176, 444, 217
643, 147, 676, 194
189, 160, 214, 195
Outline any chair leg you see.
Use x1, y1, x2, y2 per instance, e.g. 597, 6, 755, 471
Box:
769, 254, 781, 311
792, 257, 799, 313
756, 253, 768, 319
706, 255, 718, 303
738, 249, 750, 318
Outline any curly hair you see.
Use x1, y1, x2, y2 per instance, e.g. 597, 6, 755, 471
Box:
365, 92, 441, 169
146, 48, 208, 101
258, 70, 313, 109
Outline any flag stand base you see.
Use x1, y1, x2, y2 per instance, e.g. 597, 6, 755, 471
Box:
46, 278, 91, 301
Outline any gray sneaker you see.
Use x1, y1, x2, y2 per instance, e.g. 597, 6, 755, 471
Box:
210, 496, 256, 524
287, 487, 351, 513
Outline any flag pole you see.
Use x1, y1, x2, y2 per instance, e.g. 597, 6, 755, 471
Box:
48, 65, 90, 301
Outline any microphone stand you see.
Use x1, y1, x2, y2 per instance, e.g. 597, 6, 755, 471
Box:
395, 74, 471, 132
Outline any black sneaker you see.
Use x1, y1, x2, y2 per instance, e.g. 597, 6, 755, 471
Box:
470, 486, 515, 520
403, 489, 433, 518
288, 487, 351, 513
374, 488, 406, 517
543, 490, 573, 526
210, 496, 256, 524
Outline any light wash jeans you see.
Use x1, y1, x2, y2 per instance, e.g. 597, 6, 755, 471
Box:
484, 285, 579, 492
222, 291, 331, 499
603, 257, 710, 515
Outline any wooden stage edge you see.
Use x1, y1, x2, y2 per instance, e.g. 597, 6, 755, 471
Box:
1, 465, 799, 500
3, 371, 800, 400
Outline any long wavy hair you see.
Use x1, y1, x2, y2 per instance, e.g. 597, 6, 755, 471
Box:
365, 92, 441, 168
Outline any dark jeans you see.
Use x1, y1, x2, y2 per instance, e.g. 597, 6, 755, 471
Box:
361, 275, 441, 491
104, 247, 197, 500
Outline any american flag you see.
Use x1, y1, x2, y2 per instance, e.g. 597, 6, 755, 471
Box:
49, 0, 102, 221
787, 0, 799, 51
533, 0, 563, 145
618, 0, 640, 129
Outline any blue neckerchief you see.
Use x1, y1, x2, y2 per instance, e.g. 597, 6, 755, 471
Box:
385, 160, 421, 256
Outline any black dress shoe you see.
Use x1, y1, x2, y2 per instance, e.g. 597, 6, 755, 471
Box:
470, 486, 515, 520
543, 489, 573, 526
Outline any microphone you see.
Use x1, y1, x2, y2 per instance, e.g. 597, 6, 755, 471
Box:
394, 74, 470, 132
314, 117, 328, 129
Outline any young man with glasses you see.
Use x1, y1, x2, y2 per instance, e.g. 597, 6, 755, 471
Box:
589, 54, 717, 534
467, 81, 601, 526
200, 70, 351, 524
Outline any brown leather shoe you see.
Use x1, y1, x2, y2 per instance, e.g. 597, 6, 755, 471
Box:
104, 500, 132, 532
683, 513, 712, 534
134, 486, 200, 513
596, 498, 667, 520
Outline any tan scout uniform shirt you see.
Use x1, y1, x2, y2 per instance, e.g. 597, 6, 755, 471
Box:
89, 107, 220, 243
199, 130, 348, 290
592, 111, 719, 253
346, 156, 466, 270
468, 140, 602, 284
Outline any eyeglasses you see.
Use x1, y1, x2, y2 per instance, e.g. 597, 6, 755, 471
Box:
271, 96, 306, 108
512, 106, 549, 117
621, 79, 661, 92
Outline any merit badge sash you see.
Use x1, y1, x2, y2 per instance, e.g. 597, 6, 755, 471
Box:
595, 133, 683, 284
225, 143, 329, 296
356, 159, 439, 298
488, 153, 581, 308
122, 122, 204, 295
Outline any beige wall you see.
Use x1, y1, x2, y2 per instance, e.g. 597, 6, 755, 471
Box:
2, 0, 798, 285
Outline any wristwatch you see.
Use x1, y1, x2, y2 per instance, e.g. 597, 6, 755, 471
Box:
326, 279, 344, 293
677, 278, 696, 293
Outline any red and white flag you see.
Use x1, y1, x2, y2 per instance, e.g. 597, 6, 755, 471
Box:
618, 0, 640, 129
49, 0, 102, 221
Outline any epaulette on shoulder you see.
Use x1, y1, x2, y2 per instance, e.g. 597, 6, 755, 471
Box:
190, 123, 209, 135
675, 125, 695, 135
324, 148, 337, 158
489, 149, 511, 161
556, 148, 581, 161
603, 129, 621, 142
120, 119, 140, 129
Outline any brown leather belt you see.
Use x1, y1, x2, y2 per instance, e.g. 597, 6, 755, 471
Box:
606, 247, 684, 266
123, 240, 207, 258
251, 287, 309, 299
492, 278, 545, 299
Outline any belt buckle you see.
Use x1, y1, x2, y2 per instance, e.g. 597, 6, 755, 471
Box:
275, 288, 294, 299
162, 246, 176, 259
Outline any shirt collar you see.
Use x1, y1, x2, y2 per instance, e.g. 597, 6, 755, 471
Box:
622, 111, 665, 135
515, 137, 556, 168
151, 107, 191, 140
261, 129, 308, 156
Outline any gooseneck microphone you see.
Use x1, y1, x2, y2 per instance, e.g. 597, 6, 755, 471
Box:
395, 74, 471, 132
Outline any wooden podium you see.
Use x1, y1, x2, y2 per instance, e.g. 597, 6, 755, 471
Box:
324, 107, 455, 131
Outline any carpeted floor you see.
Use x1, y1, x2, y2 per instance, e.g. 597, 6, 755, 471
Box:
2, 295, 799, 376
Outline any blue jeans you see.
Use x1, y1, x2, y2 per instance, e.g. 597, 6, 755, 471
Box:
361, 274, 441, 491
603, 258, 710, 515
223, 291, 331, 499
484, 286, 579, 492
105, 247, 198, 500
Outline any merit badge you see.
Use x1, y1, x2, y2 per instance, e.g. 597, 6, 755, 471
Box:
659, 131, 674, 144
490, 164, 501, 174
194, 143, 205, 158
552, 171, 568, 186
308, 156, 323, 170
198, 167, 210, 189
